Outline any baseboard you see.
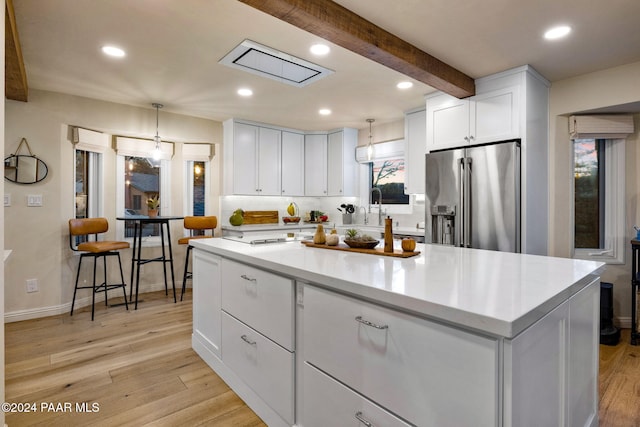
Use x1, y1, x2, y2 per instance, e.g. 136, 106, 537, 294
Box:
616, 316, 631, 329
4, 282, 185, 323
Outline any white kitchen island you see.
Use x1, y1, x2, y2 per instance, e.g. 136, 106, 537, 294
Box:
190, 237, 604, 427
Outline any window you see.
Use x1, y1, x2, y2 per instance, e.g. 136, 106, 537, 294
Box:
370, 158, 409, 205
74, 149, 102, 244
123, 156, 162, 237
572, 138, 625, 263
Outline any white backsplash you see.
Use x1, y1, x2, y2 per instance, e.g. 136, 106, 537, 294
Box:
220, 195, 426, 229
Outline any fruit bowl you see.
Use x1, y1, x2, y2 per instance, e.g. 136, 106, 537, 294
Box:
343, 238, 379, 249
283, 216, 301, 224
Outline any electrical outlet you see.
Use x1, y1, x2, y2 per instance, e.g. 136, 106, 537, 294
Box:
26, 279, 39, 293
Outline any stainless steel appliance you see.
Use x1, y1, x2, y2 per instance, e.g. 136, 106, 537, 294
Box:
425, 140, 520, 252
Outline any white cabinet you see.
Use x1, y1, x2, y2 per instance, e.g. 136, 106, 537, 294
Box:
192, 250, 221, 357
221, 259, 295, 351
426, 86, 519, 151
327, 128, 358, 196
304, 134, 328, 196
503, 278, 599, 427
281, 131, 305, 196
229, 122, 281, 195
221, 312, 294, 425
301, 285, 499, 426
403, 108, 426, 194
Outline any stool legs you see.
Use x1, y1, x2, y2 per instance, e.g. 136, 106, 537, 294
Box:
181, 245, 193, 301
71, 252, 129, 321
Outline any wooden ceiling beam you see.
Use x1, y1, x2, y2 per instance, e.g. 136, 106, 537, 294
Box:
239, 0, 475, 98
5, 0, 29, 102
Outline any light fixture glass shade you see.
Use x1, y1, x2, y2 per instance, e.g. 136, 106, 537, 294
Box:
366, 118, 375, 161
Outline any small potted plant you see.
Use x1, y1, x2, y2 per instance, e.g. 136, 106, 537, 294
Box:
147, 195, 160, 217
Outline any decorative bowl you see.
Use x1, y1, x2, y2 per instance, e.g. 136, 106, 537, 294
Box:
344, 239, 379, 249
283, 216, 301, 224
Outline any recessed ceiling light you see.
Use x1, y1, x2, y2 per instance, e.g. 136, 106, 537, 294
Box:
397, 81, 413, 89
319, 108, 332, 116
544, 25, 571, 40
101, 45, 125, 57
310, 44, 330, 55
237, 88, 253, 97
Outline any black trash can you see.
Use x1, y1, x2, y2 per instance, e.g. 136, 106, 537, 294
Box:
600, 282, 620, 346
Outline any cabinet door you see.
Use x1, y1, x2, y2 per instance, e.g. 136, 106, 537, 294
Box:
472, 86, 520, 144
257, 127, 281, 195
192, 250, 221, 357
426, 93, 470, 151
232, 123, 258, 195
281, 131, 305, 196
404, 109, 426, 194
304, 134, 328, 196
327, 131, 344, 196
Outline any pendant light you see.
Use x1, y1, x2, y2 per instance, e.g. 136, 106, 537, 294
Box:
366, 118, 375, 161
152, 103, 163, 160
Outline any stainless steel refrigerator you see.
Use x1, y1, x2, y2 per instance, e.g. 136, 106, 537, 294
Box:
425, 140, 520, 252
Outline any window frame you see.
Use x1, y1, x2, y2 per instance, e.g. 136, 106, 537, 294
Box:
183, 159, 210, 217
115, 155, 172, 243
571, 138, 625, 264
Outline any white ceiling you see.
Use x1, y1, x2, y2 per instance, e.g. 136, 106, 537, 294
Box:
12, 0, 640, 131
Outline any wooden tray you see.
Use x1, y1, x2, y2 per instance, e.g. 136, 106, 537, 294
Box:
242, 210, 279, 224
300, 240, 420, 258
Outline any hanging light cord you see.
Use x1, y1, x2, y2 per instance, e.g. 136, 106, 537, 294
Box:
366, 118, 375, 160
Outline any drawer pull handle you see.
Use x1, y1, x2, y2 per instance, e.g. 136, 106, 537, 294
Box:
355, 411, 374, 427
355, 316, 388, 330
240, 274, 257, 282
240, 335, 256, 346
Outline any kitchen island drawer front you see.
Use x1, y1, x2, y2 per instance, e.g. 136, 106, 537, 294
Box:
302, 285, 499, 426
302, 362, 411, 427
221, 312, 294, 425
221, 259, 294, 350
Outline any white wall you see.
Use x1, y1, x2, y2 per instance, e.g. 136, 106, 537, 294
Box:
4, 90, 222, 321
549, 60, 640, 322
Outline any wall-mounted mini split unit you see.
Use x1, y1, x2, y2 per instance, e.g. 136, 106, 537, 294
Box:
219, 39, 334, 87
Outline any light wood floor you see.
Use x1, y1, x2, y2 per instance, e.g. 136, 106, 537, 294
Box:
4, 290, 266, 426
5, 291, 640, 426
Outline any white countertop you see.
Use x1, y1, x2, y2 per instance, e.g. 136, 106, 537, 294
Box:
191, 238, 604, 338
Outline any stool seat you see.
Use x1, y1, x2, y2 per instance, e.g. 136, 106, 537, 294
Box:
78, 241, 130, 253
178, 235, 211, 245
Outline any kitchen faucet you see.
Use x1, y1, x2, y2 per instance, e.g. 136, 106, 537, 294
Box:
369, 187, 384, 226
358, 206, 368, 225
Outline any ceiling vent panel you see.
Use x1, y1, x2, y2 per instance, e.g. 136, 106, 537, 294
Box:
220, 40, 334, 87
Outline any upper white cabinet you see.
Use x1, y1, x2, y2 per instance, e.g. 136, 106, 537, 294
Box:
225, 121, 281, 195
281, 131, 305, 196
304, 134, 328, 196
224, 119, 359, 197
426, 85, 519, 151
403, 108, 426, 194
327, 128, 358, 196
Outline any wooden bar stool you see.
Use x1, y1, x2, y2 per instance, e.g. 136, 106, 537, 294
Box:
179, 216, 217, 301
69, 218, 130, 320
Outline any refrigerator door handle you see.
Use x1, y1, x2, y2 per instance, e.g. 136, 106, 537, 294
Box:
458, 157, 465, 247
465, 157, 472, 248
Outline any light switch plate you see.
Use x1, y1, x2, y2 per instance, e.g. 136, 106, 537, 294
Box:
4, 194, 10, 207
27, 194, 43, 207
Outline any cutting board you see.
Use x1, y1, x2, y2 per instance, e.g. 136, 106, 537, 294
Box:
242, 210, 279, 224
301, 240, 420, 258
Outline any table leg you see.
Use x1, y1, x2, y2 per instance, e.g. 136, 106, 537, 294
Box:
159, 222, 169, 296
165, 222, 177, 303
633, 245, 639, 345
129, 221, 139, 302
134, 223, 144, 310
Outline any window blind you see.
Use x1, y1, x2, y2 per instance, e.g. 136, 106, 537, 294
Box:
182, 143, 213, 161
72, 127, 110, 153
569, 115, 634, 139
115, 136, 174, 160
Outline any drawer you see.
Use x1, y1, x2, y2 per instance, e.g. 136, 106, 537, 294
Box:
221, 259, 294, 350
302, 285, 499, 426
302, 362, 411, 427
221, 312, 294, 425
